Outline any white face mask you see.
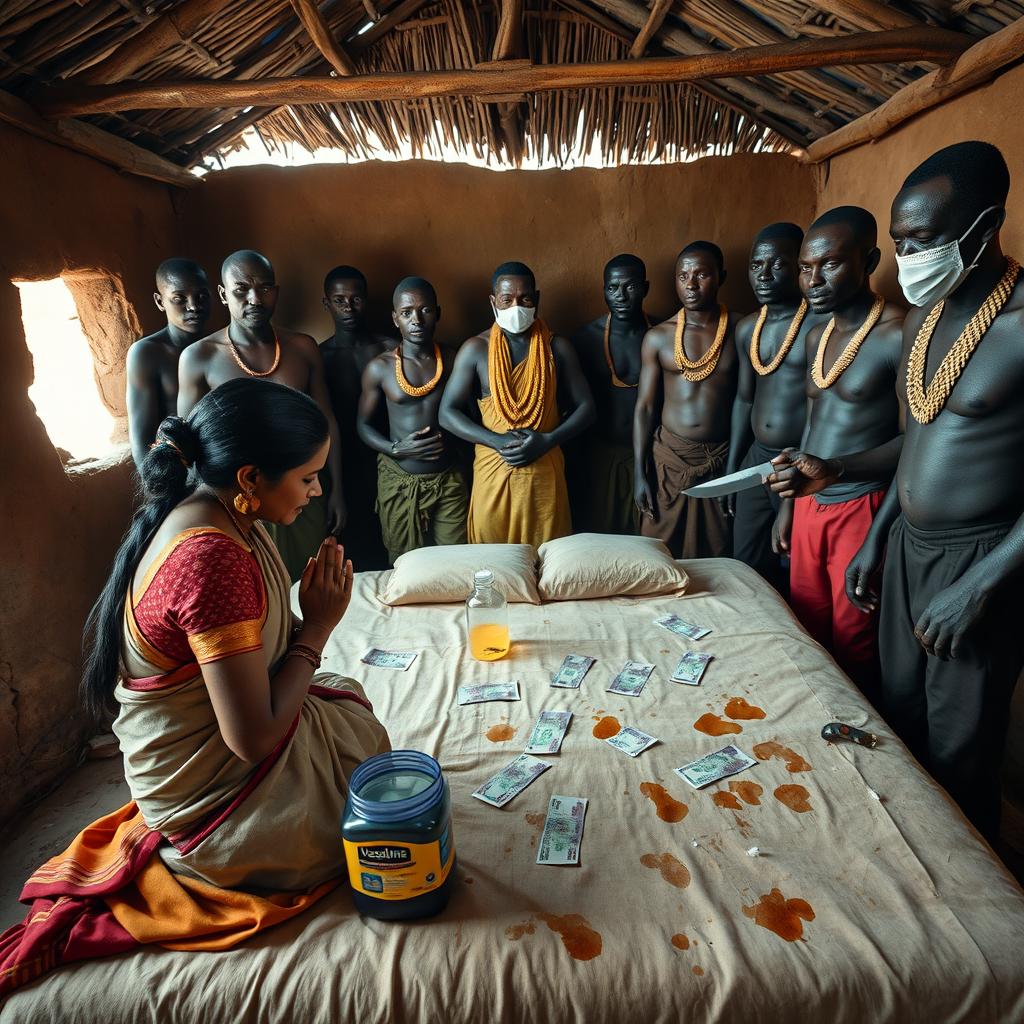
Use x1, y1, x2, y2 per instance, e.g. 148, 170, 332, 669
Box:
895, 205, 998, 307
492, 301, 536, 335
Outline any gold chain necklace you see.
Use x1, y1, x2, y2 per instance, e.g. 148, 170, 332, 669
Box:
488, 320, 551, 430
906, 256, 1020, 424
395, 343, 443, 397
750, 300, 808, 376
603, 313, 649, 388
228, 328, 281, 378
811, 294, 885, 390
674, 304, 729, 383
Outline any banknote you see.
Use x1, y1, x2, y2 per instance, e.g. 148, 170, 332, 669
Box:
472, 753, 551, 807
654, 613, 712, 640
550, 654, 596, 689
605, 726, 658, 757
360, 648, 418, 671
456, 680, 521, 706
524, 710, 573, 754
536, 795, 588, 865
670, 651, 713, 686
607, 661, 655, 697
675, 744, 757, 789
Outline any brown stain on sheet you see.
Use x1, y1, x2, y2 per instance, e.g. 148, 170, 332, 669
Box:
640, 852, 691, 889
712, 791, 742, 810
536, 912, 603, 961
742, 888, 815, 942
733, 814, 753, 837
692, 966, 705, 976
464, 877, 474, 885
671, 933, 690, 950
639, 782, 688, 822
774, 784, 812, 812
694, 713, 742, 736
592, 716, 621, 739
729, 780, 763, 805
525, 812, 545, 847
724, 697, 766, 720
486, 723, 516, 742
505, 920, 536, 940
753, 740, 812, 773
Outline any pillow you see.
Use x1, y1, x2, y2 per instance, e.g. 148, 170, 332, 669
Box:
537, 534, 689, 601
379, 544, 540, 606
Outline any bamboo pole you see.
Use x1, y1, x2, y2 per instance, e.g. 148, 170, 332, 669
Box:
34, 27, 972, 117
629, 0, 673, 59
288, 0, 357, 76
802, 17, 1024, 163
800, 0, 916, 31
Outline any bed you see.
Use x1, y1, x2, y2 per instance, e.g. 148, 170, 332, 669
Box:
3, 558, 1023, 1023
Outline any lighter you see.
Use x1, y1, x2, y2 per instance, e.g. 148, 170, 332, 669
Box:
821, 721, 877, 748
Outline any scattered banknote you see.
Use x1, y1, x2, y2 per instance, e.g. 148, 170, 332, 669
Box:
670, 651, 713, 686
675, 744, 757, 789
606, 726, 658, 757
607, 661, 655, 697
360, 648, 418, 671
551, 654, 596, 689
654, 613, 712, 640
457, 680, 521, 706
472, 753, 551, 807
536, 795, 588, 866
524, 710, 573, 755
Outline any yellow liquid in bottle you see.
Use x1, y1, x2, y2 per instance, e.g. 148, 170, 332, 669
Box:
469, 623, 511, 661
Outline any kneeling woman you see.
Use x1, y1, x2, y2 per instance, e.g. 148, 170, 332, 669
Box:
1, 379, 390, 992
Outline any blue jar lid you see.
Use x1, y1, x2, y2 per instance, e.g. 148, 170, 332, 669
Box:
348, 750, 444, 823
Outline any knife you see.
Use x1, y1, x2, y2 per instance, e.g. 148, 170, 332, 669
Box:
682, 461, 774, 498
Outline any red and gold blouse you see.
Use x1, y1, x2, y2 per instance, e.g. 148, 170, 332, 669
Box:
128, 528, 267, 668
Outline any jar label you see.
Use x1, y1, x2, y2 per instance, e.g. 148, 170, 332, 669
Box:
343, 821, 454, 901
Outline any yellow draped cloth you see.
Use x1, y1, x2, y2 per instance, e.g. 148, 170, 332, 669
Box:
467, 319, 571, 547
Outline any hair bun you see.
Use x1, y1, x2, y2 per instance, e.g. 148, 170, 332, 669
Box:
154, 415, 198, 468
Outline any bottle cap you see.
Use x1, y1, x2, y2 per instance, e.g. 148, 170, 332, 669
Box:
474, 569, 494, 586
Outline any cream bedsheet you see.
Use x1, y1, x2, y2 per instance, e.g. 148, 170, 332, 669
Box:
4, 559, 1024, 1023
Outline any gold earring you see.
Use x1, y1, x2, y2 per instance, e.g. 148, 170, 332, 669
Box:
234, 490, 259, 514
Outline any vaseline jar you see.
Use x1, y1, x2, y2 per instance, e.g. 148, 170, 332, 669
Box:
341, 750, 456, 920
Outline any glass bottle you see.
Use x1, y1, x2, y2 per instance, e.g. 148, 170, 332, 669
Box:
466, 569, 510, 661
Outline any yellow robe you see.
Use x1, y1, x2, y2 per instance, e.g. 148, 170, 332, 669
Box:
467, 322, 571, 547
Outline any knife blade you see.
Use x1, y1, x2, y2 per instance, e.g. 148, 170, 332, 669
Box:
682, 461, 774, 498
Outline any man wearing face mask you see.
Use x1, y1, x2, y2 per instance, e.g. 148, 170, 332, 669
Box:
770, 142, 1024, 840
569, 253, 653, 534
769, 207, 904, 698
439, 261, 595, 547
634, 241, 741, 558
727, 224, 822, 591
178, 250, 346, 579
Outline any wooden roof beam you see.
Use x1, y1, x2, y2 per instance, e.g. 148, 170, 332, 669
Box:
34, 27, 971, 117
629, 0, 673, 59
801, 0, 918, 32
802, 16, 1024, 163
288, 0, 357, 77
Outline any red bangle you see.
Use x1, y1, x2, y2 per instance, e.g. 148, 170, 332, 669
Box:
287, 643, 322, 669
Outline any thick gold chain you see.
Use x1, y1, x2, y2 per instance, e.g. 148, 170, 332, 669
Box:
906, 256, 1021, 424
488, 320, 551, 430
228, 328, 281, 377
395, 343, 443, 397
811, 294, 885, 390
750, 299, 808, 376
673, 304, 729, 383
603, 312, 649, 388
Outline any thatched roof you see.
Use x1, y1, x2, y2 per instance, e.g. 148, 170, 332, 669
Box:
0, 0, 1020, 173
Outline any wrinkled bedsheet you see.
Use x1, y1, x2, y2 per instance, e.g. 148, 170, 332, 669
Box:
4, 558, 1023, 1023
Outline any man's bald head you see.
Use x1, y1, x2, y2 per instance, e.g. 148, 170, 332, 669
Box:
393, 276, 437, 307
753, 222, 804, 252
156, 258, 208, 290
604, 253, 646, 280
678, 240, 724, 275
801, 206, 880, 314
221, 249, 274, 285
492, 260, 535, 293
749, 224, 804, 306
807, 207, 877, 252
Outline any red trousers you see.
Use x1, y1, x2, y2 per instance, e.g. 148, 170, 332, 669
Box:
790, 490, 884, 698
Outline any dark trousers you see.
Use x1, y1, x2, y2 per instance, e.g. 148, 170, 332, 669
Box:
732, 440, 785, 593
880, 515, 1024, 841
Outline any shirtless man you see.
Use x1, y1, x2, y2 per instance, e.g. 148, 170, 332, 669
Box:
178, 250, 345, 580
320, 265, 394, 571
771, 142, 1024, 840
727, 224, 822, 590
634, 242, 740, 558
439, 261, 594, 548
357, 277, 467, 564
126, 259, 211, 470
772, 207, 904, 697
569, 253, 651, 535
